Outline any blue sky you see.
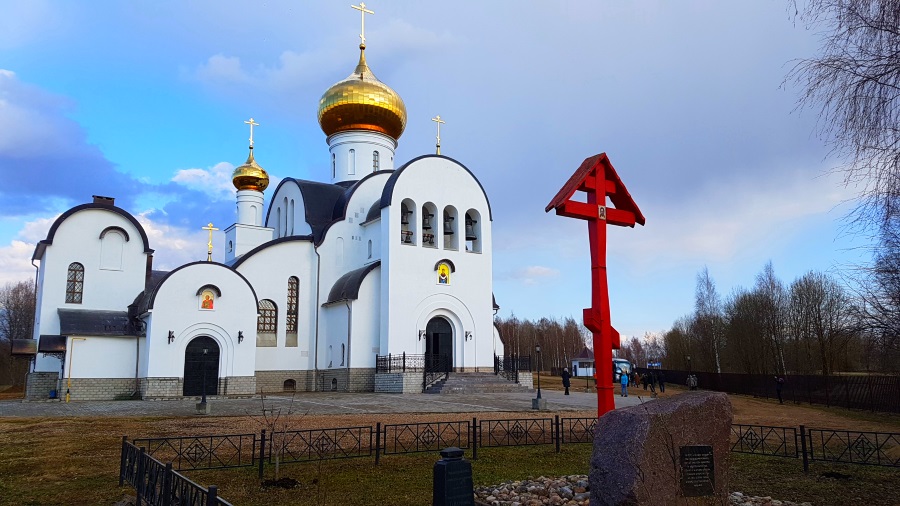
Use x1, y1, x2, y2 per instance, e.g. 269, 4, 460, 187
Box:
0, 1, 868, 340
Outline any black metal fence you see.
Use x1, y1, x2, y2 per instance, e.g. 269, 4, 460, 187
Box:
635, 368, 900, 413
730, 423, 900, 470
494, 354, 532, 382
120, 438, 233, 506
123, 418, 900, 500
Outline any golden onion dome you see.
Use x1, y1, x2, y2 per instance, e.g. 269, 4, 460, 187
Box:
231, 147, 269, 192
318, 45, 407, 141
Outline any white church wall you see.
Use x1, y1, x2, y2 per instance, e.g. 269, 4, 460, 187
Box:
382, 156, 495, 370
143, 263, 257, 381
349, 265, 381, 369
66, 335, 138, 378
32, 207, 150, 374
234, 240, 317, 372
327, 130, 396, 184
320, 304, 348, 370
266, 182, 312, 238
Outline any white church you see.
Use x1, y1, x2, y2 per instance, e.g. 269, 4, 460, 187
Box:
22, 21, 509, 400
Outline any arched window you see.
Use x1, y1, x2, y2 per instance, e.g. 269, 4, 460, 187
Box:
340, 343, 346, 366
257, 299, 277, 347
348, 149, 356, 175
422, 203, 437, 247
286, 277, 299, 347
373, 151, 380, 171
443, 206, 458, 251
65, 262, 85, 303
283, 379, 297, 391
283, 197, 289, 236
400, 199, 416, 245
332, 153, 336, 179
465, 210, 482, 253
367, 239, 372, 259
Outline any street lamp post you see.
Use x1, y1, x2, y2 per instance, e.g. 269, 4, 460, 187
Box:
535, 344, 542, 399
201, 348, 209, 404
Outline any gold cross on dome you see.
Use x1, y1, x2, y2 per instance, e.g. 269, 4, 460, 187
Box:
244, 118, 259, 147
431, 115, 446, 155
202, 222, 219, 261
351, 2, 374, 46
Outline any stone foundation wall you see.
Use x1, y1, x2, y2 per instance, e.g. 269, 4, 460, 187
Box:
141, 377, 183, 399
317, 369, 349, 392
64, 378, 138, 401
374, 372, 422, 393
25, 372, 59, 400
517, 372, 534, 389
347, 368, 375, 392
255, 370, 315, 393
222, 376, 256, 397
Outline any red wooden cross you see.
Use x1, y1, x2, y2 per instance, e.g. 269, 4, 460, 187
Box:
545, 153, 645, 418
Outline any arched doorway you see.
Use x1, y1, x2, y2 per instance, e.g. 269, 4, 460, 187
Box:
425, 316, 453, 369
183, 336, 220, 397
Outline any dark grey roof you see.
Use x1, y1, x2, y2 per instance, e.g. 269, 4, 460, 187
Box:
324, 261, 381, 305
11, 339, 37, 356
130, 270, 170, 316
364, 201, 381, 223
58, 309, 138, 336
574, 347, 595, 360
32, 201, 154, 261
380, 154, 493, 220
38, 335, 67, 353
266, 171, 393, 246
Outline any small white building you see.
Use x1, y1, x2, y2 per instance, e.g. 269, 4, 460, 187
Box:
24, 37, 504, 400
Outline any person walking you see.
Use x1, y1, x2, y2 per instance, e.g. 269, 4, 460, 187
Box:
620, 369, 629, 397
641, 373, 648, 390
648, 371, 656, 394
561, 367, 571, 395
775, 375, 785, 404
657, 370, 666, 393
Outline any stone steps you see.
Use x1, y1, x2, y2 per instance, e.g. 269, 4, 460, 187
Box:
425, 373, 534, 395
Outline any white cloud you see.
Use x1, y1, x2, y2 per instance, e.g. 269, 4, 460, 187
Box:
0, 240, 36, 285
136, 213, 225, 269
171, 162, 237, 201
507, 265, 560, 285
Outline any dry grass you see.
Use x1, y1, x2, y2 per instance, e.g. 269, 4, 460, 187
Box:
1, 389, 898, 506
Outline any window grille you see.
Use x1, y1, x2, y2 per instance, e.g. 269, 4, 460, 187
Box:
66, 262, 84, 303
258, 299, 277, 333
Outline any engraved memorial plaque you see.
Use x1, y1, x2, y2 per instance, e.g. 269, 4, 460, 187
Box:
680, 445, 715, 497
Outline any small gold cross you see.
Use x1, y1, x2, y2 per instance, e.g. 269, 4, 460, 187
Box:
244, 118, 259, 147
202, 222, 219, 261
432, 115, 446, 155
351, 2, 375, 46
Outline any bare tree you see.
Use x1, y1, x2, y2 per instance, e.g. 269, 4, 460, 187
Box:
0, 281, 36, 387
790, 0, 900, 229
788, 271, 856, 375
693, 267, 724, 373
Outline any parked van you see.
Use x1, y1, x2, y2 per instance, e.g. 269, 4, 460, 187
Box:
612, 358, 631, 382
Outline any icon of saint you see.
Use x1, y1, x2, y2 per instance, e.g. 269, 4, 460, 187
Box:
202, 294, 214, 309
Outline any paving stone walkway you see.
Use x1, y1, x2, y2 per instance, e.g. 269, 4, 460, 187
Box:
0, 389, 649, 417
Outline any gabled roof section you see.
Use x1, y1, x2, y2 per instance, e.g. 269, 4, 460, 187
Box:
135, 261, 259, 315
380, 154, 493, 220
573, 347, 595, 360
266, 171, 392, 246
32, 202, 154, 261
545, 153, 645, 227
230, 235, 314, 269
324, 261, 381, 305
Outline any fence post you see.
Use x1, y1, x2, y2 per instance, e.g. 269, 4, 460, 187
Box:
472, 417, 478, 461
162, 463, 173, 506
207, 485, 218, 506
119, 436, 127, 487
136, 447, 146, 505
375, 422, 381, 465
402, 352, 406, 372
555, 415, 561, 453
258, 429, 266, 480
799, 425, 809, 473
